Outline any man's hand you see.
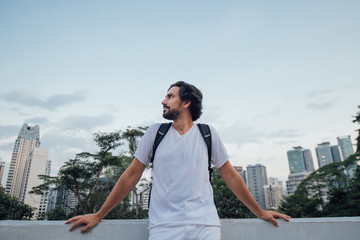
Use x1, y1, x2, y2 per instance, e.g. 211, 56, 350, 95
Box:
65, 213, 102, 233
257, 210, 291, 227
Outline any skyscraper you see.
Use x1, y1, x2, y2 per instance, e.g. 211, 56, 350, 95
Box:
263, 178, 284, 210
23, 148, 51, 219
286, 171, 311, 195
286, 146, 314, 196
315, 142, 334, 168
337, 136, 356, 177
287, 146, 315, 173
287, 147, 306, 173
5, 123, 50, 219
233, 166, 247, 186
303, 149, 315, 172
6, 123, 40, 199
246, 164, 268, 210
337, 136, 355, 161
0, 160, 5, 187
330, 146, 342, 163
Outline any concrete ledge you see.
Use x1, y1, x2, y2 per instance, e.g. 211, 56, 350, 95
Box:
1, 217, 359, 240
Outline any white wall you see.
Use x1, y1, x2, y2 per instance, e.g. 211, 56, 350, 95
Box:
1, 217, 359, 240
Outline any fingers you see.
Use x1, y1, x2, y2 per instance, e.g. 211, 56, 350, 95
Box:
65, 214, 101, 233
271, 218, 279, 227
65, 215, 88, 232
262, 211, 291, 226
280, 214, 291, 222
68, 219, 85, 232
81, 225, 91, 233
267, 215, 279, 227
65, 216, 82, 225
273, 212, 291, 222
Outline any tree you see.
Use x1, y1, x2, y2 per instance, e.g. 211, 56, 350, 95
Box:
346, 163, 360, 215
353, 105, 360, 153
280, 106, 360, 217
279, 184, 322, 218
323, 153, 360, 216
279, 153, 360, 217
0, 189, 33, 220
31, 127, 147, 218
212, 170, 255, 218
117, 126, 149, 219
46, 206, 68, 220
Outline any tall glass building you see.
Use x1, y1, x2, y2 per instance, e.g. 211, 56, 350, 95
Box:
246, 164, 268, 210
315, 142, 334, 168
5, 123, 50, 219
337, 136, 355, 161
330, 146, 342, 163
287, 146, 315, 173
5, 123, 40, 199
303, 149, 315, 172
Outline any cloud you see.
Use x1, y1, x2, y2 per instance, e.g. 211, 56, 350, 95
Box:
41, 130, 93, 150
58, 113, 115, 131
306, 100, 337, 110
41, 130, 98, 175
0, 141, 14, 152
0, 125, 20, 138
305, 88, 336, 98
255, 108, 283, 119
303, 88, 339, 110
218, 121, 263, 148
267, 128, 304, 139
0, 90, 86, 111
24, 117, 50, 125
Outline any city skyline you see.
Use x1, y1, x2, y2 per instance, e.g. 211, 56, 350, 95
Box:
1, 1, 359, 186
0, 123, 355, 213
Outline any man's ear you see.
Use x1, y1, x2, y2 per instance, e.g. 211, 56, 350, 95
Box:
183, 100, 191, 109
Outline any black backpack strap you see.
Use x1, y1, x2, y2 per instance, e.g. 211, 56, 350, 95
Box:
151, 122, 172, 164
149, 122, 171, 208
197, 123, 213, 183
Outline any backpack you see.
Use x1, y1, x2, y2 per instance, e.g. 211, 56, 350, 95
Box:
150, 122, 213, 182
148, 123, 213, 208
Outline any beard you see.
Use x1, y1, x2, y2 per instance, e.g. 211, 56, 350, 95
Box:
163, 107, 181, 120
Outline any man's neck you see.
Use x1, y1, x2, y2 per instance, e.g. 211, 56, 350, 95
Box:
172, 118, 194, 135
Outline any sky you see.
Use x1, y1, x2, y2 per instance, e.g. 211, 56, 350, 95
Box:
1, 0, 359, 187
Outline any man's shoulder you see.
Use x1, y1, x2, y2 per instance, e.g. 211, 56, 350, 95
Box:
149, 122, 163, 128
149, 122, 171, 129
196, 123, 215, 131
147, 122, 172, 134
196, 123, 221, 139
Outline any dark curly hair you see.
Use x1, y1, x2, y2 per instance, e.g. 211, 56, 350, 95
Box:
168, 81, 203, 121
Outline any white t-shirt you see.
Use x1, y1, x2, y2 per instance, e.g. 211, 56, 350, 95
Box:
134, 123, 228, 229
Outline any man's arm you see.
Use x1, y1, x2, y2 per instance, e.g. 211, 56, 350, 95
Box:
218, 160, 291, 226
65, 157, 146, 233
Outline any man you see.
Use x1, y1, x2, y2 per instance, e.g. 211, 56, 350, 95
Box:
66, 81, 290, 239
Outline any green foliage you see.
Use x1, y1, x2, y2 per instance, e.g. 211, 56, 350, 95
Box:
46, 206, 68, 220
353, 105, 360, 153
279, 185, 322, 218
279, 153, 360, 217
31, 126, 148, 219
212, 170, 255, 218
122, 126, 148, 156
123, 208, 149, 219
0, 189, 33, 220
